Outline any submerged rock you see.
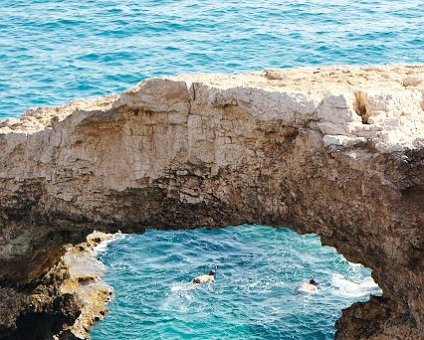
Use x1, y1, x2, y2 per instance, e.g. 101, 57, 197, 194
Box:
1, 64, 424, 339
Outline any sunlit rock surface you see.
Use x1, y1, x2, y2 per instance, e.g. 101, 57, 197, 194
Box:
1, 64, 424, 339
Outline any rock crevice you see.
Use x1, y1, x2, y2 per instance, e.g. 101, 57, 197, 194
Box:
1, 64, 424, 339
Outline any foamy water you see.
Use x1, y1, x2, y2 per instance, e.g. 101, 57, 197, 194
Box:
92, 231, 126, 257
91, 226, 381, 339
331, 274, 380, 299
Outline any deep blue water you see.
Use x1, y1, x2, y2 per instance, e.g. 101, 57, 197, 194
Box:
1, 0, 423, 119
91, 226, 381, 340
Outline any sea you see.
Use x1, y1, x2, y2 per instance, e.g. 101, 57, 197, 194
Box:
91, 227, 381, 339
2, 0, 423, 339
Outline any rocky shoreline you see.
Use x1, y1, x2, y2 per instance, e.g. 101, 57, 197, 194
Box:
57, 232, 116, 339
0, 232, 115, 340
1, 64, 424, 339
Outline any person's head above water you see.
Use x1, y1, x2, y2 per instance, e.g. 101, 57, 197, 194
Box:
209, 270, 216, 277
309, 279, 318, 286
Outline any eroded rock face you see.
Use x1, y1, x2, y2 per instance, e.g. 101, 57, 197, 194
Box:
1, 64, 424, 339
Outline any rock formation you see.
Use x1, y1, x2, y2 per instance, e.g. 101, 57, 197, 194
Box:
1, 64, 424, 339
58, 231, 115, 339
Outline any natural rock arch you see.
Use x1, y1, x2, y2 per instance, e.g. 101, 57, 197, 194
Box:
1, 65, 424, 339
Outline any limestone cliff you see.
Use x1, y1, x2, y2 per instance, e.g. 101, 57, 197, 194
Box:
1, 64, 424, 339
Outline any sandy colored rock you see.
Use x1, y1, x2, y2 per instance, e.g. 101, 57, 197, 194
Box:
1, 64, 424, 339
58, 231, 115, 339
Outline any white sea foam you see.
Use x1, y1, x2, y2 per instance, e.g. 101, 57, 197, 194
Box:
161, 283, 198, 314
93, 231, 125, 257
331, 273, 381, 298
348, 262, 363, 271
170, 283, 197, 293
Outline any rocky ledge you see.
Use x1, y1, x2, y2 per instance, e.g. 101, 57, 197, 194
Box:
1, 64, 424, 339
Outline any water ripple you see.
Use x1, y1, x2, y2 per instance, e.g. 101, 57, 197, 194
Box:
1, 0, 423, 118
91, 226, 381, 339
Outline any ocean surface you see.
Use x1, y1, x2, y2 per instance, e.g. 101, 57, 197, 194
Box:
91, 226, 381, 340
1, 0, 423, 118
2, 1, 420, 339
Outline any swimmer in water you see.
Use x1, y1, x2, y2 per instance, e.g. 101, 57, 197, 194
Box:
298, 279, 319, 293
191, 270, 216, 285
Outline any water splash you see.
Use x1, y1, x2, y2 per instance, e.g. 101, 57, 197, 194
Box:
91, 226, 381, 339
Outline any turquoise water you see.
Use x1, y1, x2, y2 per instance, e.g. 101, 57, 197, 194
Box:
1, 0, 423, 118
2, 1, 417, 338
91, 226, 381, 339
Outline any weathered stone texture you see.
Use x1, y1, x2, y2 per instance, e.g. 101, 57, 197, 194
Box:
1, 64, 424, 339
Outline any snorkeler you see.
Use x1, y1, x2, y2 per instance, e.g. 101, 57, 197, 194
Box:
170, 269, 217, 293
191, 270, 216, 284
298, 279, 319, 293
